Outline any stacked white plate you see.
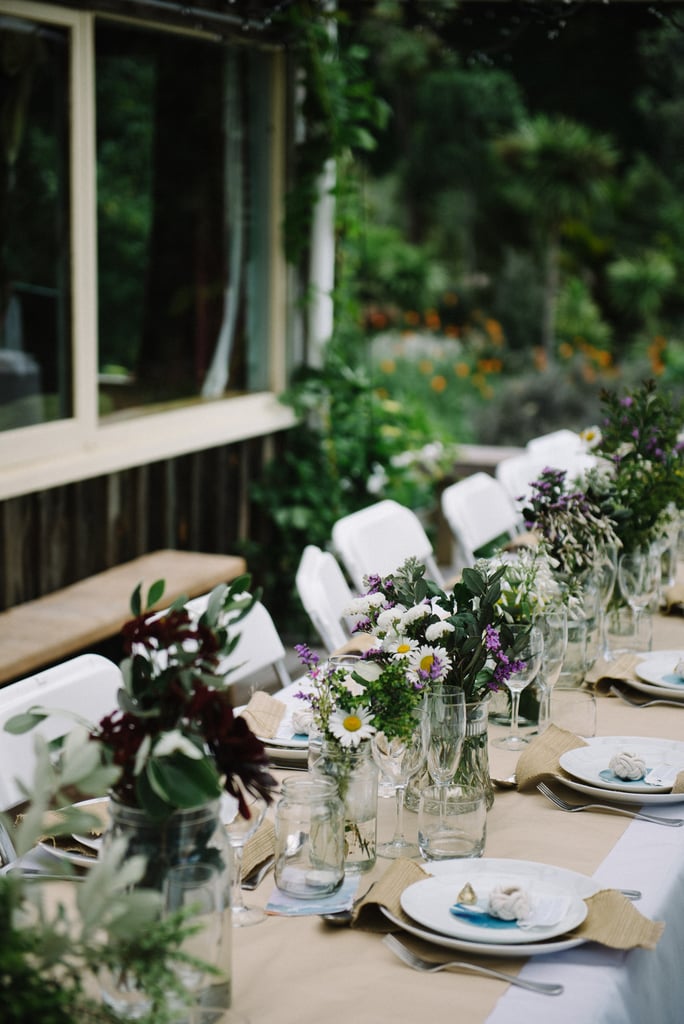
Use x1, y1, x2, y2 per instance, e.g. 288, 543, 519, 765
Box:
383, 858, 595, 958
628, 649, 684, 701
558, 735, 684, 805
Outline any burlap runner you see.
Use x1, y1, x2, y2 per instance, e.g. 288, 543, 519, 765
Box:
586, 653, 641, 689
351, 857, 663, 949
239, 691, 286, 738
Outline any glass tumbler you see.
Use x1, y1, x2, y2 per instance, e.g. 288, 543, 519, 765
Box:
274, 776, 345, 898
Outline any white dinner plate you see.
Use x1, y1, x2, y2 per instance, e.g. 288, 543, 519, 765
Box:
236, 680, 314, 751
401, 872, 587, 945
559, 736, 684, 794
557, 774, 684, 806
634, 652, 684, 694
384, 858, 597, 958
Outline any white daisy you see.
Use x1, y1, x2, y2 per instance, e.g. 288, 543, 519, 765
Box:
386, 636, 419, 657
408, 645, 452, 685
328, 706, 376, 748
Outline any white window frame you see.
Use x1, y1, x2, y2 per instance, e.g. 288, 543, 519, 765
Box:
0, 1, 294, 501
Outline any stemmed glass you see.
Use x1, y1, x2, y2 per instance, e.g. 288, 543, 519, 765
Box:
493, 624, 544, 751
422, 688, 467, 818
371, 723, 424, 859
534, 608, 568, 731
617, 547, 660, 643
222, 790, 268, 927
592, 544, 619, 660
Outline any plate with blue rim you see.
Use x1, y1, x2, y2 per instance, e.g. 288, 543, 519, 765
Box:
382, 858, 596, 958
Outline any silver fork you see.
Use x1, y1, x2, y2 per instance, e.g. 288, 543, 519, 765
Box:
382, 934, 563, 995
610, 683, 684, 709
537, 781, 684, 827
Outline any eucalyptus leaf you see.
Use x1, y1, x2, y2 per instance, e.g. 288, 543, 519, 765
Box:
146, 578, 166, 609
3, 709, 48, 734
130, 581, 143, 616
146, 754, 222, 809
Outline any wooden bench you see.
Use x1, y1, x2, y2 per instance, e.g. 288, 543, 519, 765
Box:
0, 549, 247, 686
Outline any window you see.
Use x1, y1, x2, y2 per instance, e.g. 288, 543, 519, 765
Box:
0, 2, 292, 496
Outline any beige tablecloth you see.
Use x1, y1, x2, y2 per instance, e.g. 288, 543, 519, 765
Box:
229, 611, 684, 1024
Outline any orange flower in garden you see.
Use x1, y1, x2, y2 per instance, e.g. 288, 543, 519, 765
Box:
444, 325, 461, 338
431, 375, 447, 393
454, 362, 470, 378
404, 310, 421, 327
581, 363, 597, 383
419, 359, 434, 375
380, 358, 396, 374
477, 358, 503, 375
368, 308, 389, 330
648, 335, 667, 376
595, 349, 612, 368
424, 309, 441, 331
484, 318, 504, 346
558, 342, 574, 360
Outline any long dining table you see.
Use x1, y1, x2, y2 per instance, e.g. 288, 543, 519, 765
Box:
231, 609, 684, 1024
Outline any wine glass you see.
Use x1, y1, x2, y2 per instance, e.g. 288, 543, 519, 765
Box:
493, 624, 544, 751
617, 547, 660, 642
371, 723, 424, 859
593, 544, 619, 660
421, 688, 466, 818
222, 790, 268, 927
534, 608, 567, 731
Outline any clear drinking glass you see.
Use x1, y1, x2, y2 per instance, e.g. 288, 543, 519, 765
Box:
371, 724, 424, 859
223, 791, 268, 927
493, 625, 544, 752
534, 608, 568, 731
421, 688, 467, 819
617, 547, 660, 641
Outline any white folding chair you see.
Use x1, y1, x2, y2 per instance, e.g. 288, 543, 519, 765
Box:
331, 499, 445, 590
526, 428, 583, 459
0, 653, 122, 811
440, 472, 524, 569
295, 545, 355, 653
214, 598, 293, 691
495, 450, 548, 507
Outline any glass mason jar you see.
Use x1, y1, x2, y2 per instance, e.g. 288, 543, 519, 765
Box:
274, 776, 345, 897
407, 698, 494, 813
99, 797, 233, 1022
311, 739, 379, 873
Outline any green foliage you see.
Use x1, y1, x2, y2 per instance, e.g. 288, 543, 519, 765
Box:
586, 378, 684, 551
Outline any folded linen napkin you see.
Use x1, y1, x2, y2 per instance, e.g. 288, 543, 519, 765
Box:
241, 818, 275, 881
350, 857, 663, 949
586, 653, 641, 690
239, 691, 286, 738
515, 724, 684, 794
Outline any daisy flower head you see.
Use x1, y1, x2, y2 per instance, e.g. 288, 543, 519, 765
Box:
385, 635, 419, 658
328, 706, 376, 748
408, 645, 452, 686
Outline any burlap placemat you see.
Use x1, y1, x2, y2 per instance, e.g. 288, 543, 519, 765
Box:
241, 818, 275, 880
239, 691, 286, 738
351, 857, 663, 949
586, 653, 641, 690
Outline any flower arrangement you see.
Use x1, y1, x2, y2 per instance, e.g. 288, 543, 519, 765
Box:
11, 576, 277, 820
522, 466, 621, 587
488, 547, 565, 623
343, 557, 533, 704
584, 378, 684, 553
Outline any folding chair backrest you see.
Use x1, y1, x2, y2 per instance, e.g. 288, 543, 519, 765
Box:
295, 545, 355, 653
0, 653, 122, 810
332, 499, 445, 591
217, 598, 293, 691
440, 473, 523, 569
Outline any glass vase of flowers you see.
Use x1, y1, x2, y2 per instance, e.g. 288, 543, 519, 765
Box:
583, 379, 684, 657
294, 645, 423, 871
344, 558, 536, 810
